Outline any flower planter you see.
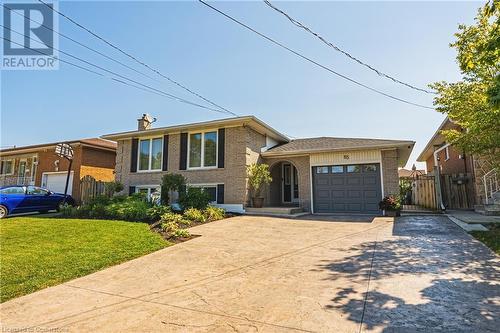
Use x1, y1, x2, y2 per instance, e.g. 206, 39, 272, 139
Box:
252, 197, 264, 208
384, 210, 401, 217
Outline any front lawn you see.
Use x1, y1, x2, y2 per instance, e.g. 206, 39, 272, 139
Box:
0, 217, 169, 302
470, 225, 500, 255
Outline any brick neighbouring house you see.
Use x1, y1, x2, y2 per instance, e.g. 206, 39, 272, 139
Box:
0, 138, 117, 202
102, 115, 414, 214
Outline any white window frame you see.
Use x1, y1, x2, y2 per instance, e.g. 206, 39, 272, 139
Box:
187, 130, 218, 170
1, 159, 14, 175
444, 146, 450, 161
135, 185, 161, 199
137, 137, 163, 172
189, 183, 218, 204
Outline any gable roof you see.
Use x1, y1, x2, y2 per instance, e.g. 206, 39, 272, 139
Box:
417, 117, 461, 162
101, 116, 289, 142
0, 138, 117, 156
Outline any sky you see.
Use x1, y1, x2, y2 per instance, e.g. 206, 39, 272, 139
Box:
0, 0, 483, 169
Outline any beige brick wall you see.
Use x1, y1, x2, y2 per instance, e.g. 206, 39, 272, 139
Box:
115, 126, 266, 205
381, 149, 399, 197
262, 155, 312, 212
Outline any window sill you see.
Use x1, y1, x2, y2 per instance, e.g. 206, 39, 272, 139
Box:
186, 166, 220, 171
135, 169, 164, 173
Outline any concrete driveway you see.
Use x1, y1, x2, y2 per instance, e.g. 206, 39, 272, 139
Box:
1, 215, 499, 332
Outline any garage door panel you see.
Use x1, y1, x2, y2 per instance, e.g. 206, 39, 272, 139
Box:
332, 190, 344, 198
313, 164, 381, 213
331, 178, 345, 186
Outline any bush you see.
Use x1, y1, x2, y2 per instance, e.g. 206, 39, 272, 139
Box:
104, 181, 124, 196
161, 173, 186, 205
204, 206, 225, 222
179, 187, 211, 210
146, 205, 171, 221
247, 163, 272, 198
160, 212, 190, 227
184, 208, 206, 223
379, 195, 402, 211
173, 229, 190, 238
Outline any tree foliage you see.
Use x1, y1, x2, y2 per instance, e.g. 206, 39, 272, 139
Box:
431, 0, 500, 166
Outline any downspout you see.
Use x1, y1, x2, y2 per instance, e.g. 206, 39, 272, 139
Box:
433, 143, 450, 211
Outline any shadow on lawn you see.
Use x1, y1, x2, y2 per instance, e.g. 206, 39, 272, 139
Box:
317, 216, 500, 332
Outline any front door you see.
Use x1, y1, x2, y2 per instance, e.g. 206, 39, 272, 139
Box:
282, 163, 299, 203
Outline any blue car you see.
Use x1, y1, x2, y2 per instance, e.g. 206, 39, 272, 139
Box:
0, 185, 75, 219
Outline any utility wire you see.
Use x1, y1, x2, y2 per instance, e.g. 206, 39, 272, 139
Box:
263, 0, 435, 95
198, 0, 434, 110
1, 32, 230, 115
37, 0, 235, 115
3, 4, 161, 84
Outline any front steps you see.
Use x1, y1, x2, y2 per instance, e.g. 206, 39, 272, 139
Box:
475, 192, 500, 216
245, 207, 308, 218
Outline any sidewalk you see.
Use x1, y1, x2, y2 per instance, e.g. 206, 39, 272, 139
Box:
446, 210, 499, 232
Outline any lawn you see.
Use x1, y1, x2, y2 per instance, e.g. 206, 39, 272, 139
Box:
470, 225, 500, 255
0, 217, 170, 302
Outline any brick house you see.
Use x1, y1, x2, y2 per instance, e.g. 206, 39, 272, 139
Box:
0, 139, 116, 202
102, 115, 414, 214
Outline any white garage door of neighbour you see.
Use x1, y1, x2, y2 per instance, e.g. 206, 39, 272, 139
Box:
42, 172, 74, 194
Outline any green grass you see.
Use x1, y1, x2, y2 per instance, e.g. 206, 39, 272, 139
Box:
470, 225, 500, 255
0, 217, 170, 302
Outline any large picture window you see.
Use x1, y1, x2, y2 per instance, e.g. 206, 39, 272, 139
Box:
189, 131, 217, 168
138, 138, 163, 171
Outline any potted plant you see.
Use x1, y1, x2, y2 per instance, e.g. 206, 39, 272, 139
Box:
379, 195, 402, 217
246, 163, 272, 208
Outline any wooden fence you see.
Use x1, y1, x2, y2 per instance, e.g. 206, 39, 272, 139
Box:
411, 175, 438, 210
440, 173, 475, 209
80, 175, 112, 204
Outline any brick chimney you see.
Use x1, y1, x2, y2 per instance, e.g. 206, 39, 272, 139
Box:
137, 114, 155, 131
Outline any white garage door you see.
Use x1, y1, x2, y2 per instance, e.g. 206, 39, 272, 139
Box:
42, 172, 74, 194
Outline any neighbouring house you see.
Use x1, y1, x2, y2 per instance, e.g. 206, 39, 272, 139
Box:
102, 115, 414, 214
398, 167, 425, 179
0, 138, 117, 202
417, 117, 498, 212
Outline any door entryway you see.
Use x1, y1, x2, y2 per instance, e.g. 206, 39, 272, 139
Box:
282, 163, 299, 204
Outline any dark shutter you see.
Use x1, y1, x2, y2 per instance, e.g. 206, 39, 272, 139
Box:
218, 128, 225, 168
0, 161, 3, 174
179, 133, 188, 170
162, 135, 169, 171
217, 184, 224, 204
130, 138, 138, 173
128, 186, 136, 195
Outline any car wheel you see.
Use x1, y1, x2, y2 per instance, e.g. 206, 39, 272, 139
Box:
0, 205, 8, 219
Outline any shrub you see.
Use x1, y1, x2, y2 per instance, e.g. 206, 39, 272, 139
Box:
204, 206, 225, 222
378, 195, 402, 211
183, 208, 206, 223
146, 205, 171, 222
161, 221, 179, 233
179, 187, 211, 210
160, 212, 190, 227
246, 163, 272, 198
104, 181, 124, 196
104, 197, 151, 221
161, 173, 186, 205
173, 229, 190, 238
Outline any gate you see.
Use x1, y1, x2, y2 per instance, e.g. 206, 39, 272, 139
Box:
400, 174, 438, 211
440, 173, 475, 209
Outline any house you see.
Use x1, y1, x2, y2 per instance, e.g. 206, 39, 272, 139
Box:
0, 138, 117, 202
103, 115, 414, 214
417, 117, 498, 212
398, 167, 425, 179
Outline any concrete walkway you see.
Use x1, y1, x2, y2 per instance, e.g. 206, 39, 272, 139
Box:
1, 215, 499, 332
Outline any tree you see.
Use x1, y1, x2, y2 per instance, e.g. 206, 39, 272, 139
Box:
430, 0, 500, 166
246, 163, 272, 198
160, 173, 186, 205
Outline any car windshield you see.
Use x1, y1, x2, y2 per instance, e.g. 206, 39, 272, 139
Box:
0, 187, 25, 195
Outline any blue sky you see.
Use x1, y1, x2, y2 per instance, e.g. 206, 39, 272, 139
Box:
1, 0, 482, 168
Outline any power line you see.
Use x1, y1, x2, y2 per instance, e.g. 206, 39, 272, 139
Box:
1, 32, 231, 115
263, 0, 435, 95
37, 0, 234, 115
198, 0, 434, 110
